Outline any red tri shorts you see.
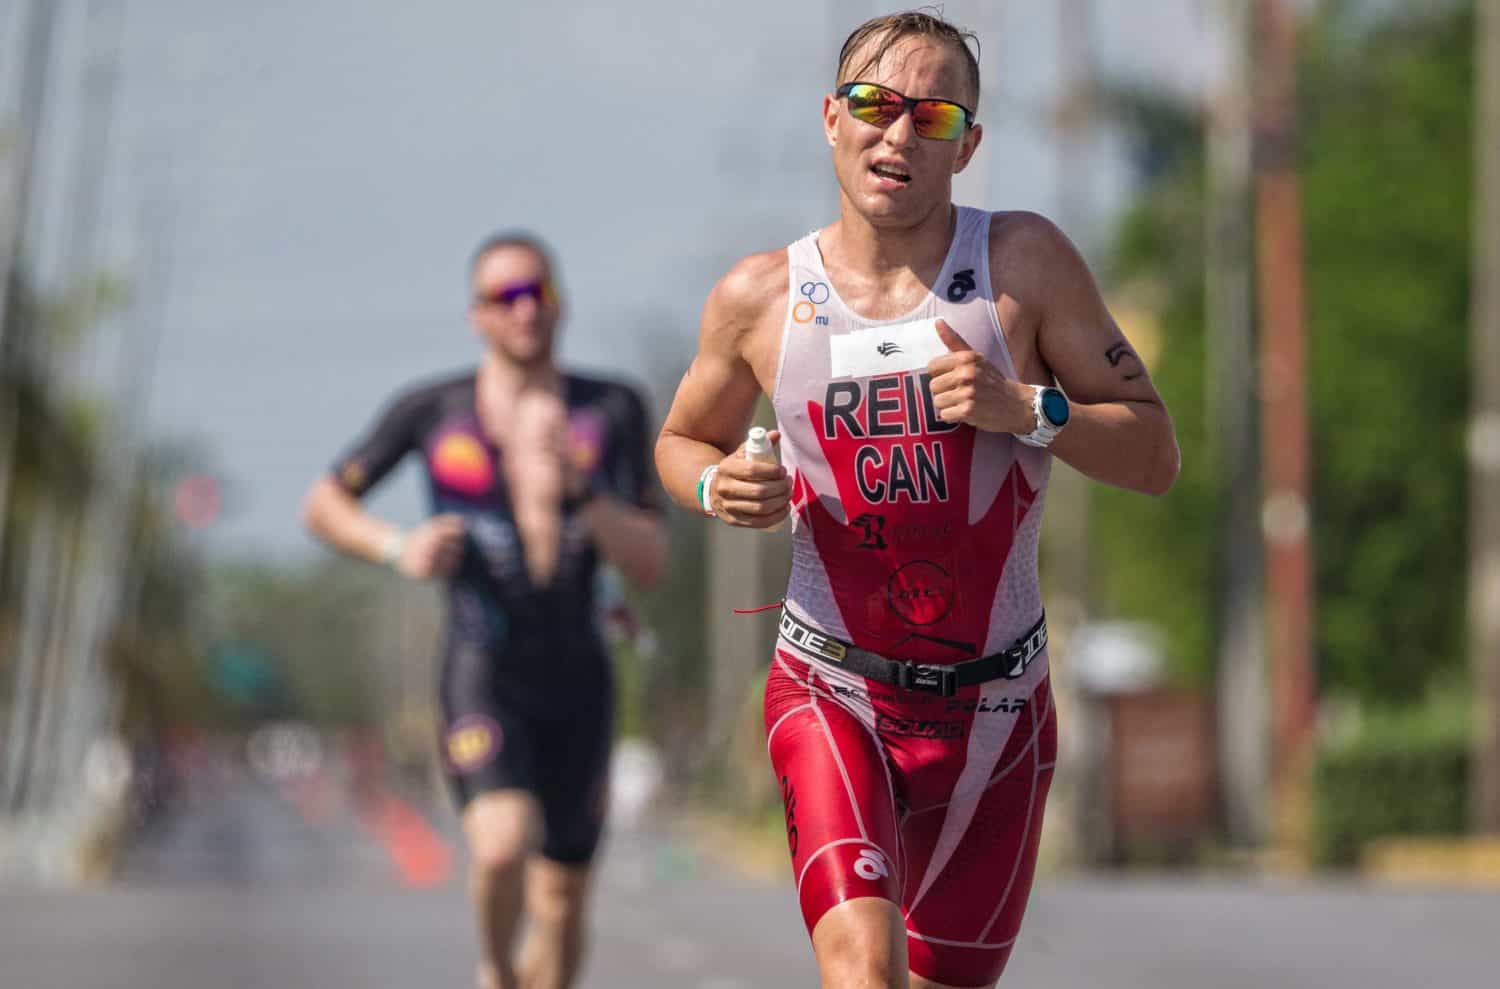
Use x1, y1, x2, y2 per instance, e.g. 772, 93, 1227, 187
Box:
764, 647, 1057, 987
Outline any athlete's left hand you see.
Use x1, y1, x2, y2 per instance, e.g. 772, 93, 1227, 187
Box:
926, 320, 1035, 434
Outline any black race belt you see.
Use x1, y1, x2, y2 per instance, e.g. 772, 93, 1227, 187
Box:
777, 609, 1048, 697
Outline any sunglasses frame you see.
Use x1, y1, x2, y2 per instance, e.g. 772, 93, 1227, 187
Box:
476, 278, 554, 308
835, 81, 975, 140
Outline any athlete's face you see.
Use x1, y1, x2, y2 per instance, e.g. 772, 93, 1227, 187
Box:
469, 245, 561, 367
823, 36, 983, 228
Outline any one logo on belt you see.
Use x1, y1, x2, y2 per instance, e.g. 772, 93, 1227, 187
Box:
779, 612, 847, 662
947, 268, 977, 302
1011, 621, 1049, 676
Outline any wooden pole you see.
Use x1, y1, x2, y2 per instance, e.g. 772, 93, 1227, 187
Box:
1252, 0, 1317, 860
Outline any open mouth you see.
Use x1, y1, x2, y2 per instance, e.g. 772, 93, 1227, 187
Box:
870, 163, 912, 185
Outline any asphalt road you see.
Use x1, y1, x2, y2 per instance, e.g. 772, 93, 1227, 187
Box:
3, 771, 1497, 988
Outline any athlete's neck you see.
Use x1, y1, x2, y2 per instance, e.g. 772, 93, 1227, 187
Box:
478, 350, 560, 397
476, 352, 561, 436
823, 199, 957, 280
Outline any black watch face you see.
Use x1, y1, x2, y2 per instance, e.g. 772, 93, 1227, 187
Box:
1040, 388, 1070, 427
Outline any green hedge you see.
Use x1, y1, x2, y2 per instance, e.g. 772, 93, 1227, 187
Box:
1313, 697, 1470, 868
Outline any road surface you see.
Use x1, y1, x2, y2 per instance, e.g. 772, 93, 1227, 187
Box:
2, 767, 1496, 988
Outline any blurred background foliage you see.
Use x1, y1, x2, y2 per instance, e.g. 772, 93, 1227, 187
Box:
1095, 0, 1472, 705
1090, 0, 1475, 861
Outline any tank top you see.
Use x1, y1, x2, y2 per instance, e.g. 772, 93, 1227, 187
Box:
772, 206, 1050, 665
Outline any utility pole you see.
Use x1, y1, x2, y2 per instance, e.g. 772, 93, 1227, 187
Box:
1470, 0, 1500, 833
0, 0, 63, 817
1207, 0, 1267, 847
1252, 0, 1317, 860
43, 0, 131, 819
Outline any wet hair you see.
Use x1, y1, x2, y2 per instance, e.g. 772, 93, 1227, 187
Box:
468, 231, 556, 282
836, 9, 981, 108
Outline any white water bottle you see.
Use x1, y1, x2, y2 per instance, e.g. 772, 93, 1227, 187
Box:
745, 426, 784, 532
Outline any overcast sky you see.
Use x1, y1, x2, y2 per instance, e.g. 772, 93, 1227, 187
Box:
6, 0, 1216, 559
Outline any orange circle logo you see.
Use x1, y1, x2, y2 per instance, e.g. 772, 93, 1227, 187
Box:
792, 301, 816, 324
431, 433, 494, 496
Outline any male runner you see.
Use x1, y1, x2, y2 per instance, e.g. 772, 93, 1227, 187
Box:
302, 232, 666, 989
655, 12, 1178, 988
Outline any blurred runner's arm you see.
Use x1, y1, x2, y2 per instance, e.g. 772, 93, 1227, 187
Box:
576, 497, 666, 588
301, 387, 465, 579
655, 254, 792, 528
301, 476, 406, 565
302, 479, 465, 579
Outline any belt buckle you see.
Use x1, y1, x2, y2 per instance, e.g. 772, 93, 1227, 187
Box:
899, 662, 957, 697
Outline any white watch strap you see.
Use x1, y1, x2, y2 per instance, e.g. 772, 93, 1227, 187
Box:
1016, 384, 1062, 448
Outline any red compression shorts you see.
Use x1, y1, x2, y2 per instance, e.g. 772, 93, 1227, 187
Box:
764, 647, 1057, 987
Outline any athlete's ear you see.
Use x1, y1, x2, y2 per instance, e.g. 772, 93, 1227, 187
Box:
823, 92, 840, 148
953, 123, 983, 175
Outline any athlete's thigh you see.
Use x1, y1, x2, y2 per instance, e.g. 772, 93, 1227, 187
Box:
439, 639, 539, 808
532, 654, 614, 866
899, 678, 1059, 988
463, 789, 543, 866
764, 650, 903, 933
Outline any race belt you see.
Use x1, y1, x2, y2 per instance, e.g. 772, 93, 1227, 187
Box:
777, 609, 1048, 697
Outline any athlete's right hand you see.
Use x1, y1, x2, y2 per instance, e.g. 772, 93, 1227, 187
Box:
708, 431, 791, 528
397, 514, 466, 579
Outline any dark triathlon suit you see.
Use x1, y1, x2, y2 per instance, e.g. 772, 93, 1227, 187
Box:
332, 370, 657, 864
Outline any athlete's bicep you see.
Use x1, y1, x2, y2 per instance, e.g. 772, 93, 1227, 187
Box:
659, 270, 773, 454
1019, 218, 1165, 408
660, 352, 762, 453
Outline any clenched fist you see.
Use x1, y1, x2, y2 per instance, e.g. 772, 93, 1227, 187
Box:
707, 430, 791, 529
396, 514, 467, 579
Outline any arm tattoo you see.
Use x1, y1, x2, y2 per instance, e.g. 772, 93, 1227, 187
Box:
1104, 341, 1144, 381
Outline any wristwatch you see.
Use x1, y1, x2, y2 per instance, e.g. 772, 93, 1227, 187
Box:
1016, 385, 1070, 448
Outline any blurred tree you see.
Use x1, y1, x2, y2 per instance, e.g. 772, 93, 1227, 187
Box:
203, 558, 396, 727
1, 268, 210, 809
1094, 2, 1473, 705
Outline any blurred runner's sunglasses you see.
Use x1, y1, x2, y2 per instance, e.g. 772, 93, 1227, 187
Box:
477, 279, 555, 307
835, 82, 974, 141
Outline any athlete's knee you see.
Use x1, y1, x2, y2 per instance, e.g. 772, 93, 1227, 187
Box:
812, 898, 908, 989
527, 861, 591, 929
464, 792, 540, 883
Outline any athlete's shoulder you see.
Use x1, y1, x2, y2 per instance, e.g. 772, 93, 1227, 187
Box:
986, 210, 1097, 306
707, 248, 788, 326
386, 367, 476, 409
565, 370, 650, 418
985, 209, 1072, 255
